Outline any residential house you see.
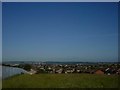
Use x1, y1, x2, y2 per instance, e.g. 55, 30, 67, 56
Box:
94, 70, 104, 75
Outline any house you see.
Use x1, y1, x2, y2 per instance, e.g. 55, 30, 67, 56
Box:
116, 69, 120, 75
55, 69, 63, 74
65, 68, 75, 73
28, 69, 37, 75
104, 68, 112, 75
94, 70, 104, 75
89, 70, 95, 74
77, 69, 81, 73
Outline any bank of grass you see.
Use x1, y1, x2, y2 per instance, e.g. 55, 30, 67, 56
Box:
2, 74, 119, 88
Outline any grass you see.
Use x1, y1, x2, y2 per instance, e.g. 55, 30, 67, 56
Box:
2, 74, 119, 88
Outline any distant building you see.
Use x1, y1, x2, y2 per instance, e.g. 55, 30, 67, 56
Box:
116, 69, 120, 75
65, 68, 75, 73
28, 69, 37, 75
94, 70, 104, 75
55, 69, 63, 74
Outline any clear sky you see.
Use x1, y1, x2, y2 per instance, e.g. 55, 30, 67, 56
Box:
3, 2, 118, 62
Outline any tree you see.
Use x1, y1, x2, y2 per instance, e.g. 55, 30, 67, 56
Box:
36, 69, 46, 74
23, 64, 32, 71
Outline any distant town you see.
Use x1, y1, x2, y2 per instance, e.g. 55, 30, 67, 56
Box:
2, 61, 120, 75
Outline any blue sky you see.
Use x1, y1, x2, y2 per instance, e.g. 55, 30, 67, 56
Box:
3, 2, 118, 62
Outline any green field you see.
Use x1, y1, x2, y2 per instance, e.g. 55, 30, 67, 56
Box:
2, 74, 119, 88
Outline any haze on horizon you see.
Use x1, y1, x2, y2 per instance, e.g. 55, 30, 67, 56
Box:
3, 2, 118, 62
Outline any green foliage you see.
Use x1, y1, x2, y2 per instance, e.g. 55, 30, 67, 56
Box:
2, 74, 118, 88
23, 64, 32, 71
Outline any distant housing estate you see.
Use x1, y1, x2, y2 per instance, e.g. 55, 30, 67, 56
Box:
2, 62, 120, 75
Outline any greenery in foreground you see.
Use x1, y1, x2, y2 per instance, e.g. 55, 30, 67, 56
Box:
2, 74, 119, 88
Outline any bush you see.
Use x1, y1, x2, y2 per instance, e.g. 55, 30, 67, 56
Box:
23, 64, 32, 71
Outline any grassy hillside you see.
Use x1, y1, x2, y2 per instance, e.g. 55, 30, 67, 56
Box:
2, 74, 118, 88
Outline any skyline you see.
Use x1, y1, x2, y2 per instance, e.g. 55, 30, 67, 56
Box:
3, 2, 118, 62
